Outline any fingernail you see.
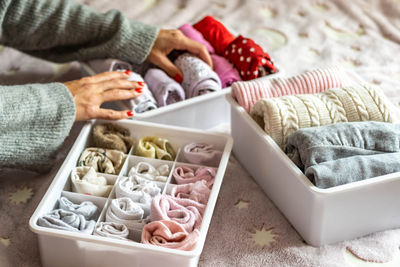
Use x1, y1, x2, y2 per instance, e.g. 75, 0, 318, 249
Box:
137, 81, 145, 86
127, 111, 134, 117
135, 87, 143, 93
174, 74, 183, 83
124, 70, 131, 75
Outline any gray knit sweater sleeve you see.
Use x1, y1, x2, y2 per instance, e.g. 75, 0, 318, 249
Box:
0, 0, 159, 64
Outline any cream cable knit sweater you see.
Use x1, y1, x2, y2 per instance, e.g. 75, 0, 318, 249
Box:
250, 84, 400, 149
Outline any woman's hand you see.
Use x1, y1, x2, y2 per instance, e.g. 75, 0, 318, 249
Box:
64, 71, 143, 121
147, 29, 213, 83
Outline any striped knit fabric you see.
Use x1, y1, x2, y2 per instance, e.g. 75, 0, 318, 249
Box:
250, 84, 400, 150
232, 67, 361, 113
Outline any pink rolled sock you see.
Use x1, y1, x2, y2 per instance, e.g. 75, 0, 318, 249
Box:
150, 195, 205, 232
173, 166, 216, 188
183, 143, 223, 167
141, 220, 200, 251
170, 180, 211, 205
178, 23, 215, 53
231, 67, 361, 112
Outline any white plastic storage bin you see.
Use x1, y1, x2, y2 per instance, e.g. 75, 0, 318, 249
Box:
29, 119, 233, 267
227, 94, 400, 246
81, 63, 282, 130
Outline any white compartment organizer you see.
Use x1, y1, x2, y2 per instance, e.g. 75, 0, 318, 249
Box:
227, 94, 400, 246
29, 119, 233, 267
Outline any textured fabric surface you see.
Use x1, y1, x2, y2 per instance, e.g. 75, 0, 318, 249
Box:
92, 123, 135, 154
179, 23, 215, 53
173, 166, 216, 188
70, 166, 112, 197
183, 143, 223, 167
136, 136, 176, 161
128, 162, 170, 183
77, 147, 125, 174
94, 222, 129, 241
58, 196, 99, 220
170, 180, 211, 205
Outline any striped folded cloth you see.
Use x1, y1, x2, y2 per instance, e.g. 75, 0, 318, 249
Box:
232, 67, 361, 112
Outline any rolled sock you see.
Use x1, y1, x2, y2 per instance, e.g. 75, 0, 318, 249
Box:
183, 143, 223, 167
106, 197, 149, 242
94, 222, 129, 241
37, 209, 96, 234
92, 123, 135, 154
136, 136, 176, 161
78, 147, 125, 175
115, 176, 161, 216
174, 53, 222, 98
173, 166, 216, 188
70, 166, 113, 197
170, 180, 211, 205
87, 59, 133, 73
193, 15, 235, 55
144, 68, 185, 107
179, 23, 215, 53
150, 195, 205, 232
58, 196, 99, 220
250, 84, 400, 149
142, 220, 200, 251
128, 162, 170, 182
231, 66, 360, 113
211, 54, 241, 88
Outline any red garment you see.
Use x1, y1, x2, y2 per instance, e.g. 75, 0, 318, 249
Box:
224, 35, 276, 81
193, 15, 235, 56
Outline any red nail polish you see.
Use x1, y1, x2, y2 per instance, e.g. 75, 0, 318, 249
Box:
174, 74, 183, 83
137, 81, 145, 86
124, 70, 131, 75
136, 88, 143, 93
127, 111, 134, 117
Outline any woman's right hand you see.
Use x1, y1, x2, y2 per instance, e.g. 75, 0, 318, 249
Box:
64, 71, 143, 121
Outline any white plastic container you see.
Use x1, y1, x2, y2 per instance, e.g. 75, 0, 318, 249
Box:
29, 119, 233, 267
227, 94, 400, 246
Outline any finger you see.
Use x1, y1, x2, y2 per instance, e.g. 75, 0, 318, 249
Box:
102, 88, 141, 102
82, 71, 130, 84
95, 108, 133, 120
151, 52, 183, 82
180, 37, 213, 68
93, 79, 144, 92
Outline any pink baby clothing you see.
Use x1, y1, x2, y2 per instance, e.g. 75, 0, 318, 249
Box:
183, 143, 223, 167
170, 180, 211, 205
141, 220, 200, 251
179, 23, 215, 53
173, 166, 216, 188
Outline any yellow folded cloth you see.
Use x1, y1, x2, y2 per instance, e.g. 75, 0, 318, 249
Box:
136, 136, 176, 161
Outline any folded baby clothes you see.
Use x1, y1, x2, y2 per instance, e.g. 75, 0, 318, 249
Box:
142, 220, 200, 251
94, 222, 129, 241
174, 53, 222, 98
170, 180, 211, 205
232, 67, 360, 113
183, 143, 223, 167
78, 147, 125, 175
128, 162, 170, 183
58, 196, 99, 220
151, 195, 205, 232
37, 209, 96, 234
211, 54, 242, 88
286, 122, 400, 188
179, 23, 215, 54
87, 59, 133, 73
70, 166, 113, 197
136, 136, 176, 161
115, 176, 161, 216
173, 166, 216, 188
92, 123, 135, 154
144, 68, 185, 107
106, 197, 149, 241
193, 15, 235, 55
250, 84, 400, 149
225, 35, 275, 81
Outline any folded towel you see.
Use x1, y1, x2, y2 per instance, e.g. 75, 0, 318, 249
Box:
150, 195, 205, 232
142, 220, 200, 251
128, 162, 170, 182
92, 123, 135, 154
183, 143, 223, 167
94, 222, 129, 241
170, 180, 211, 205
211, 54, 242, 88
179, 23, 215, 53
232, 67, 360, 113
250, 84, 400, 149
286, 121, 400, 188
136, 136, 176, 161
58, 196, 99, 220
173, 166, 216, 188
37, 209, 96, 234
174, 53, 222, 98
70, 166, 113, 197
78, 147, 125, 175
144, 68, 185, 107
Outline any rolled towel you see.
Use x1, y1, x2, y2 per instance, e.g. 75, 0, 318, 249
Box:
173, 166, 216, 188
179, 23, 215, 53
70, 166, 113, 197
78, 147, 125, 175
94, 222, 129, 241
92, 123, 135, 154
211, 54, 241, 88
87, 59, 132, 73
58, 196, 99, 220
193, 15, 235, 55
170, 180, 211, 205
174, 53, 222, 98
150, 195, 205, 232
128, 162, 170, 182
142, 220, 200, 251
183, 143, 223, 167
136, 136, 176, 161
37, 209, 96, 234
232, 67, 360, 113
286, 122, 400, 188
144, 68, 185, 107
106, 197, 149, 241
115, 176, 161, 216
250, 84, 400, 149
